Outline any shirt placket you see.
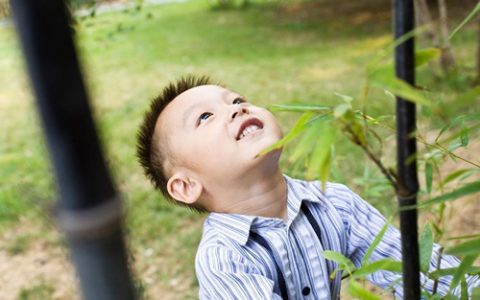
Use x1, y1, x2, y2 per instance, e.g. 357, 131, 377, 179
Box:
266, 223, 298, 300
297, 212, 331, 300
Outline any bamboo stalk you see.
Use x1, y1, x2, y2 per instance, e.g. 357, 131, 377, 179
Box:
10, 1, 136, 299
394, 0, 421, 299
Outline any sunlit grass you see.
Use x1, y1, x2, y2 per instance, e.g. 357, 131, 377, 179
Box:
0, 0, 478, 297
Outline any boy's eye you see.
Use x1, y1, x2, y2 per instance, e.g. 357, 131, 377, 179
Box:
198, 112, 212, 125
232, 98, 245, 105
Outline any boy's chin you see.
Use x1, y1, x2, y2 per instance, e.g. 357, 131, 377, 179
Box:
252, 147, 282, 166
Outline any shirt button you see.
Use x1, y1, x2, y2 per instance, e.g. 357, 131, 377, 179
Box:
302, 286, 310, 296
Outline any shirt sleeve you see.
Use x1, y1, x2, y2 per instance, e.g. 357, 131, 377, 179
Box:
328, 183, 480, 298
195, 243, 284, 300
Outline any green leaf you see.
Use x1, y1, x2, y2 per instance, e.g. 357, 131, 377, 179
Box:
425, 161, 433, 194
441, 169, 476, 187
306, 123, 336, 186
449, 254, 478, 292
334, 103, 352, 119
460, 126, 469, 147
449, 2, 480, 40
288, 119, 323, 164
430, 266, 480, 279
334, 92, 354, 102
354, 259, 402, 277
322, 250, 356, 274
268, 103, 331, 112
362, 219, 391, 265
419, 224, 434, 273
472, 287, 480, 299
461, 277, 468, 300
452, 86, 480, 111
369, 70, 432, 107
447, 238, 480, 257
415, 48, 441, 68
347, 279, 382, 300
418, 181, 480, 209
447, 233, 480, 241
257, 112, 313, 156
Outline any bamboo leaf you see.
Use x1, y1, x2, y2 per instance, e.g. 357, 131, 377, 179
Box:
334, 103, 352, 119
415, 48, 441, 68
472, 287, 480, 299
425, 161, 433, 194
452, 86, 480, 111
430, 266, 480, 279
354, 259, 402, 277
447, 233, 480, 241
369, 70, 433, 107
319, 145, 333, 188
306, 124, 336, 187
257, 112, 313, 156
288, 119, 323, 164
461, 277, 468, 300
419, 224, 434, 273
447, 238, 480, 257
334, 92, 354, 102
268, 103, 331, 112
460, 126, 469, 147
449, 2, 480, 40
322, 250, 355, 273
418, 181, 480, 209
347, 279, 382, 300
362, 219, 391, 265
449, 254, 478, 292
441, 169, 476, 187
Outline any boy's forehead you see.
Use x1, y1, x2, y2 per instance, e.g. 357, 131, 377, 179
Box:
166, 85, 237, 115
155, 85, 234, 134
174, 84, 232, 105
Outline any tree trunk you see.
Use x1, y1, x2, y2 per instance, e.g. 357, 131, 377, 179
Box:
477, 15, 480, 82
414, 0, 438, 47
437, 0, 456, 72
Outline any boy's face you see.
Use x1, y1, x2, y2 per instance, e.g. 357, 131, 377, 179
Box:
156, 85, 283, 189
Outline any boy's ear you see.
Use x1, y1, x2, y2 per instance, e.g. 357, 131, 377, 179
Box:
166, 173, 203, 205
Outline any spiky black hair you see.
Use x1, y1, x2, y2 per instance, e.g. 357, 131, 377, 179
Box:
136, 75, 213, 212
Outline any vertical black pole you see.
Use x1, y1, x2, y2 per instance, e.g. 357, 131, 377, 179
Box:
394, 0, 421, 299
10, 1, 136, 299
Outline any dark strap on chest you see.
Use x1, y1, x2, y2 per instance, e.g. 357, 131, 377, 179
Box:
302, 202, 341, 299
250, 231, 289, 300
249, 202, 339, 300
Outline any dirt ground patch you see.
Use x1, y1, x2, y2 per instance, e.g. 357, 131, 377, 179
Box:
0, 219, 79, 300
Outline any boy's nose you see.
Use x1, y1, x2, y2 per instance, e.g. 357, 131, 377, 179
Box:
231, 107, 248, 120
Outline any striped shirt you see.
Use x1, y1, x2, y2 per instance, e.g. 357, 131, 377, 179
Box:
196, 175, 478, 299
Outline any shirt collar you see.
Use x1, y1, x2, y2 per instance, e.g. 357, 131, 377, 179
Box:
283, 174, 323, 227
207, 174, 326, 246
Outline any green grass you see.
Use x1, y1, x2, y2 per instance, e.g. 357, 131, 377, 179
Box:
0, 0, 478, 298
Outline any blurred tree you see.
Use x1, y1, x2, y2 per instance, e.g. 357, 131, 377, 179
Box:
437, 0, 456, 71
0, 0, 9, 18
477, 15, 480, 81
209, 0, 249, 8
414, 0, 438, 47
414, 0, 456, 73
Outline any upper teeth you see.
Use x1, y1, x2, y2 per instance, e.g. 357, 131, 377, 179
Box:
239, 125, 260, 140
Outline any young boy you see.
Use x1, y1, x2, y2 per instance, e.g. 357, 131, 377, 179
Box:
136, 75, 478, 299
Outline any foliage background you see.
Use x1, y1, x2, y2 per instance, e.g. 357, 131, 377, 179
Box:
0, 0, 478, 299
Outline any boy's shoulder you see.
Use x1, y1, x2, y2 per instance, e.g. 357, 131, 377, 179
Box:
284, 175, 356, 205
196, 176, 358, 251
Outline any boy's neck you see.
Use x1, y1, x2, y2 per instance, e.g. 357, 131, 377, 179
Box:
210, 168, 288, 220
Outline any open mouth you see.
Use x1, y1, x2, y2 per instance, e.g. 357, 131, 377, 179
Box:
236, 118, 264, 141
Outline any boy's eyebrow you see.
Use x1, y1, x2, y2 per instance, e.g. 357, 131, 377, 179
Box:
183, 104, 200, 128
182, 90, 239, 127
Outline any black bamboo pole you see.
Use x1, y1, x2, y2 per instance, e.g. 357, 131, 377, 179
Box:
394, 0, 421, 299
10, 1, 136, 299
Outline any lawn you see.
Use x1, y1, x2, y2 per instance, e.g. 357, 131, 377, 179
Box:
0, 0, 478, 299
